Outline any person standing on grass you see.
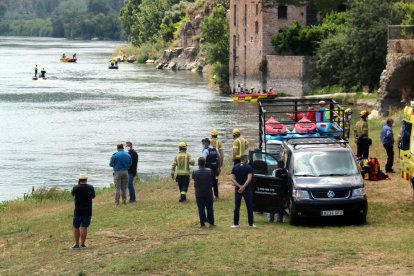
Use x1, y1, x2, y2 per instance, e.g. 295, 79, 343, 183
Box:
126, 141, 138, 203
109, 144, 132, 205
380, 118, 395, 173
231, 155, 255, 229
202, 138, 221, 200
355, 110, 371, 159
171, 141, 195, 202
192, 157, 215, 227
70, 174, 95, 250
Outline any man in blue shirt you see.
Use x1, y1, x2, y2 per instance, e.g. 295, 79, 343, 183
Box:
380, 118, 395, 173
231, 155, 255, 228
109, 144, 132, 205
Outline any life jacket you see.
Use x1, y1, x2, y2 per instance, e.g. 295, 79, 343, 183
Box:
206, 147, 219, 170
367, 158, 389, 181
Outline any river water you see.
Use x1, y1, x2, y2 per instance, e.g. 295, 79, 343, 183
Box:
0, 36, 258, 201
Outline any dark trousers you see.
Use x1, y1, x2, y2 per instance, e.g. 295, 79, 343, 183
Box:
383, 143, 394, 172
196, 196, 214, 225
128, 173, 136, 202
234, 189, 254, 226
357, 139, 370, 159
176, 175, 190, 200
212, 170, 219, 198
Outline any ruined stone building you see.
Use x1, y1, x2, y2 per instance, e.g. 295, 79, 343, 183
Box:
229, 0, 318, 96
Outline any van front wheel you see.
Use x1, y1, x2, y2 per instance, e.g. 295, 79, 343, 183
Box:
288, 199, 299, 225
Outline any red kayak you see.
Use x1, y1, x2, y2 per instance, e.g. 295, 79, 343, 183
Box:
294, 118, 317, 134
265, 116, 287, 135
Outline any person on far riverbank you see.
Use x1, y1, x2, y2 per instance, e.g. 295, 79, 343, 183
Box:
110, 144, 132, 205
126, 141, 138, 203
70, 174, 95, 250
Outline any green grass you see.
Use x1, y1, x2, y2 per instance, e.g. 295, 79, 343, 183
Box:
1, 112, 414, 275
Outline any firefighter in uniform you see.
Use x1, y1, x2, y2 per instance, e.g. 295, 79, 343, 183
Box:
171, 142, 195, 202
344, 108, 353, 140
354, 110, 370, 159
232, 128, 249, 165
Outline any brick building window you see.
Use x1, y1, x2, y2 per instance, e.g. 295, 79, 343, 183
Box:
256, 4, 259, 15
278, 5, 287, 19
234, 4, 237, 26
255, 21, 259, 34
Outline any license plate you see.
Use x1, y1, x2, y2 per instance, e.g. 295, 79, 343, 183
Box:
321, 210, 343, 216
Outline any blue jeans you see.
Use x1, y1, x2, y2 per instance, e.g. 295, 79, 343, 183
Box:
267, 212, 283, 223
234, 189, 254, 226
128, 173, 136, 202
196, 196, 214, 225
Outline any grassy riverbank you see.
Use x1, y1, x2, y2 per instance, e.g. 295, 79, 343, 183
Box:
2, 114, 414, 275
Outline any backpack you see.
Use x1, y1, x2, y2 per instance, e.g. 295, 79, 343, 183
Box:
206, 147, 219, 170
367, 158, 389, 181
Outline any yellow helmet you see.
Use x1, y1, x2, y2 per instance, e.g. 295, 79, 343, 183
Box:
345, 108, 353, 114
232, 128, 240, 135
359, 110, 369, 117
178, 141, 187, 148
211, 129, 219, 136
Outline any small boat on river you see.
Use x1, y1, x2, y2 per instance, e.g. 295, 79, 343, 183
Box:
108, 65, 118, 69
60, 57, 77, 63
232, 92, 277, 103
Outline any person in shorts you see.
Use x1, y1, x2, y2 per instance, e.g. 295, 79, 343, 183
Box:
70, 174, 95, 249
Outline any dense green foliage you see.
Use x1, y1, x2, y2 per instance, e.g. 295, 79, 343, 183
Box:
201, 5, 230, 92
0, 0, 124, 39
272, 0, 405, 91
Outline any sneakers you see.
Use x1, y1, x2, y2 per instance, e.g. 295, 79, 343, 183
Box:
70, 244, 80, 250
231, 224, 239, 229
80, 244, 88, 249
249, 224, 257, 228
386, 169, 396, 173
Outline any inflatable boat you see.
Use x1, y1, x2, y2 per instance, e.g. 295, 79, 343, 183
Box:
265, 132, 320, 142
316, 122, 343, 137
60, 58, 77, 63
108, 65, 119, 69
265, 116, 287, 135
232, 92, 277, 102
293, 118, 317, 134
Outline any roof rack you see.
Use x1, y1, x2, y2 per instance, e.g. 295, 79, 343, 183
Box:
284, 138, 348, 149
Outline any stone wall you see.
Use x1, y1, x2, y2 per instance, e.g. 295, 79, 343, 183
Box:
378, 39, 414, 115
266, 55, 314, 96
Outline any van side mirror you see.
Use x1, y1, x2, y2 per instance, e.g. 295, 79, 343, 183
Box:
275, 168, 288, 179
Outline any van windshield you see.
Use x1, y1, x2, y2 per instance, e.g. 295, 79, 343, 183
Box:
293, 151, 358, 176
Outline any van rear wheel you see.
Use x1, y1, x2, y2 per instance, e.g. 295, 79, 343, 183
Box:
288, 199, 299, 225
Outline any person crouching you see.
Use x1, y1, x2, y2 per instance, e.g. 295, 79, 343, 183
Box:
70, 174, 95, 249
192, 157, 215, 227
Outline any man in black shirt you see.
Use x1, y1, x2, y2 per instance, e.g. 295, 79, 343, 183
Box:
231, 155, 255, 228
192, 157, 215, 227
70, 174, 95, 249
126, 141, 139, 203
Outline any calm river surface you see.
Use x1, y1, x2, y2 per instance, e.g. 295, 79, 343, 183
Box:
0, 36, 258, 201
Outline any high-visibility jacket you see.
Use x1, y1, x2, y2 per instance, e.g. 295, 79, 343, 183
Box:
211, 137, 224, 163
232, 136, 249, 159
354, 119, 369, 142
171, 151, 195, 176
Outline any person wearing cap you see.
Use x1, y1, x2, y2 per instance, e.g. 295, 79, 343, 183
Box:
232, 128, 249, 165
109, 144, 132, 205
380, 118, 395, 173
355, 110, 371, 159
70, 174, 95, 250
172, 141, 195, 202
344, 108, 353, 140
202, 138, 221, 199
125, 141, 138, 203
316, 100, 330, 123
192, 157, 215, 227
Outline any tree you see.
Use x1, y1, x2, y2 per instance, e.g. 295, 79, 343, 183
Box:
87, 0, 110, 14
0, 3, 7, 19
201, 5, 230, 92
